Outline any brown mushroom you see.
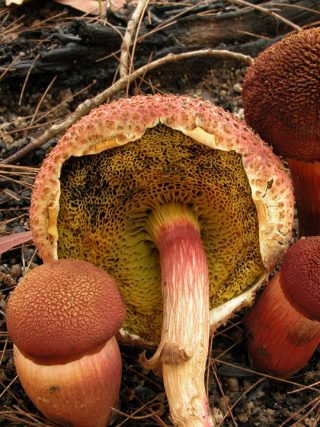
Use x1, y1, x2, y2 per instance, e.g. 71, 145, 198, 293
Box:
6, 259, 125, 427
244, 237, 320, 377
242, 28, 320, 236
30, 94, 294, 426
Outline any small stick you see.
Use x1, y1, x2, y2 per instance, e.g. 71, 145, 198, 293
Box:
29, 75, 57, 128
119, 0, 150, 78
1, 48, 253, 165
228, 0, 302, 31
18, 54, 40, 106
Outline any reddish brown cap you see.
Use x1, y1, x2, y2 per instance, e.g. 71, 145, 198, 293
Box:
6, 259, 125, 362
242, 28, 320, 161
280, 237, 320, 321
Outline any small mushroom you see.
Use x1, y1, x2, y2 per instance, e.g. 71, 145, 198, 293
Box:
30, 95, 294, 426
244, 237, 320, 377
6, 259, 125, 427
242, 28, 320, 236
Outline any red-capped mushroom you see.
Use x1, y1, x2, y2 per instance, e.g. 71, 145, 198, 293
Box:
29, 94, 294, 426
242, 28, 320, 236
244, 237, 320, 377
6, 259, 125, 427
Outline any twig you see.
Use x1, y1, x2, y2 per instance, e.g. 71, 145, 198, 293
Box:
279, 396, 320, 426
1, 48, 253, 165
0, 57, 19, 82
119, 0, 150, 78
0, 338, 8, 366
114, 392, 167, 427
211, 359, 238, 426
218, 378, 266, 426
29, 75, 57, 128
18, 54, 40, 106
269, 2, 320, 16
288, 380, 320, 394
0, 375, 18, 400
228, 0, 302, 31
213, 358, 320, 393
126, 0, 151, 96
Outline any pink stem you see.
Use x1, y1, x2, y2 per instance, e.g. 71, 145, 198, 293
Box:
288, 159, 320, 236
245, 274, 320, 377
142, 206, 213, 426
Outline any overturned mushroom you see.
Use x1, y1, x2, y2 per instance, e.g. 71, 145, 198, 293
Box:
242, 28, 320, 236
6, 259, 125, 427
30, 95, 294, 426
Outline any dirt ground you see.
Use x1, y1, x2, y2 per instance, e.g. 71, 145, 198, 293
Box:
0, 1, 319, 426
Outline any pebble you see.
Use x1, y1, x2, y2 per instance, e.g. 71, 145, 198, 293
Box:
225, 377, 239, 392
0, 273, 16, 287
10, 264, 22, 279
218, 395, 230, 414
134, 384, 155, 402
233, 82, 242, 93
0, 224, 7, 234
237, 413, 249, 423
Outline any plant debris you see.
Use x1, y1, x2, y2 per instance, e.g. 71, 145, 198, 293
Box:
0, 1, 319, 426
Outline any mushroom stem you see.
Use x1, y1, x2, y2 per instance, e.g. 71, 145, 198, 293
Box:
142, 204, 212, 426
6, 260, 125, 427
13, 338, 122, 427
287, 159, 320, 236
244, 237, 320, 377
244, 273, 320, 377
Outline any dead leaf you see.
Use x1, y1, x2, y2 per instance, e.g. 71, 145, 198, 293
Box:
53, 0, 126, 15
5, 1, 126, 13
5, 0, 29, 5
0, 231, 33, 255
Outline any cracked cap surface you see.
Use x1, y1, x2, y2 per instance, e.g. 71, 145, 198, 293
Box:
242, 28, 320, 161
6, 259, 125, 362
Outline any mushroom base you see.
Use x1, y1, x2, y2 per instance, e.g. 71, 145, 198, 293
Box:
244, 274, 320, 377
142, 204, 213, 426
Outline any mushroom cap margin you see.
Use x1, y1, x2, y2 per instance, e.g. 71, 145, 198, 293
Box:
29, 94, 294, 338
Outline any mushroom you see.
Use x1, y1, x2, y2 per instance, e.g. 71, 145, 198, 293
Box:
30, 94, 294, 426
244, 237, 320, 377
6, 259, 125, 427
242, 28, 320, 236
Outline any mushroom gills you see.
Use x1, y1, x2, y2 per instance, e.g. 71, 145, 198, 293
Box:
57, 124, 265, 341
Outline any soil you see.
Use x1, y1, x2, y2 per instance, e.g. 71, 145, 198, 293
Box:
0, 1, 319, 426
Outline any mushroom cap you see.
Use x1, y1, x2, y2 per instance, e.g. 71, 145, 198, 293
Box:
6, 259, 125, 362
30, 94, 294, 343
242, 28, 320, 161
281, 237, 320, 321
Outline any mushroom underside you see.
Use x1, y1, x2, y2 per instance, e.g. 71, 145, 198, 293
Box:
56, 124, 265, 342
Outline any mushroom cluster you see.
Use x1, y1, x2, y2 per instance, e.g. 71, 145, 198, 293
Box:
244, 237, 320, 377
6, 259, 125, 427
242, 27, 320, 236
29, 94, 294, 426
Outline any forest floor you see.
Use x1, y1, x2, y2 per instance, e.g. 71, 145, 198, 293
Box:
0, 1, 319, 426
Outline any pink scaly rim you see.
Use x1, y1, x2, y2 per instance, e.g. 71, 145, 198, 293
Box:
30, 94, 294, 335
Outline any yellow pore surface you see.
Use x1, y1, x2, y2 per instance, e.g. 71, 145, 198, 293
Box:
58, 125, 264, 342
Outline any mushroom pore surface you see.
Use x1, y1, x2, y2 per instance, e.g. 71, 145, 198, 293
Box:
242, 28, 320, 161
57, 124, 265, 342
